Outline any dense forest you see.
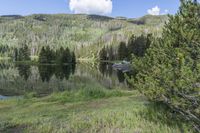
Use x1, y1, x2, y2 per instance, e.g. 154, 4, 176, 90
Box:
99, 34, 152, 61
13, 43, 76, 64
38, 46, 76, 64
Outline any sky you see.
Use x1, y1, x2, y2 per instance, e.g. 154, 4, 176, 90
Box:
0, 0, 181, 18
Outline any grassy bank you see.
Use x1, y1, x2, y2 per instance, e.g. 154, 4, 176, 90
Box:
0, 87, 191, 133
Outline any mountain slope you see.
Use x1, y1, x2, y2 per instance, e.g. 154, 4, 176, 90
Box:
0, 14, 168, 59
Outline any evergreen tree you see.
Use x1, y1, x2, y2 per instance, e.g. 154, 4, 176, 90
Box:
17, 43, 31, 61
108, 46, 114, 61
129, 0, 200, 130
39, 46, 48, 63
132, 35, 148, 57
127, 35, 136, 60
62, 47, 72, 64
22, 44, 31, 61
99, 47, 107, 61
71, 51, 76, 64
118, 42, 128, 60
55, 47, 64, 64
14, 48, 19, 61
45, 46, 54, 63
39, 46, 75, 64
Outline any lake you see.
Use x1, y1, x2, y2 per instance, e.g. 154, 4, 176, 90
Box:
0, 62, 131, 97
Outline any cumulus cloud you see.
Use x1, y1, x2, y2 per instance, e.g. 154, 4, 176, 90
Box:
69, 0, 112, 15
147, 6, 160, 15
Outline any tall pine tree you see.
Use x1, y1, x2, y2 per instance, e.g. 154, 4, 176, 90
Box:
129, 0, 200, 130
118, 42, 128, 60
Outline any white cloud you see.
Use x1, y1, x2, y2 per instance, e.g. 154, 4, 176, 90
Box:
147, 6, 160, 15
69, 0, 112, 15
164, 9, 169, 14
163, 9, 169, 15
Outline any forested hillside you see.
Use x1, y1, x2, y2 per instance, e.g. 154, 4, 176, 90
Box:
0, 14, 167, 60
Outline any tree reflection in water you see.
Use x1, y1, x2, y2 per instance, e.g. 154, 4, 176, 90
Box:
38, 64, 76, 82
38, 65, 55, 82
99, 62, 130, 83
15, 63, 76, 82
16, 64, 31, 81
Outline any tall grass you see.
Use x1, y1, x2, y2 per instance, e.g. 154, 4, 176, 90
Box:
0, 86, 191, 133
43, 87, 131, 103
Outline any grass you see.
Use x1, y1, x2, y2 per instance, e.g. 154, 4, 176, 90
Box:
0, 57, 11, 60
0, 87, 192, 133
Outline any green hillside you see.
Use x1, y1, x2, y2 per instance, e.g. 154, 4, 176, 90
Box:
0, 14, 168, 60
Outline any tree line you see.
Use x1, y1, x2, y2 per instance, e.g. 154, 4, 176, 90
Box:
14, 45, 76, 64
38, 46, 76, 64
99, 34, 152, 61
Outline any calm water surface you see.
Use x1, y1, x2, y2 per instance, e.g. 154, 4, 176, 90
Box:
0, 62, 131, 97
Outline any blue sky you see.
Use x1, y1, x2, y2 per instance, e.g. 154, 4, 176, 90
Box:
0, 0, 180, 18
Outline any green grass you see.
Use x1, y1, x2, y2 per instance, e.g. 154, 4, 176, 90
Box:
0, 87, 191, 133
0, 57, 11, 60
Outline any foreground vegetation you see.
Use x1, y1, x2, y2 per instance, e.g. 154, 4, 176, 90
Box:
0, 86, 191, 133
129, 0, 200, 131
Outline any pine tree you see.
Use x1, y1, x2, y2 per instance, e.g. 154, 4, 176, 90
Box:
108, 46, 114, 61
129, 0, 200, 130
99, 47, 107, 61
118, 42, 128, 60
14, 48, 19, 61
23, 44, 30, 61
45, 46, 53, 63
71, 51, 76, 64
127, 35, 135, 60
18, 43, 31, 61
56, 47, 64, 64
38, 46, 47, 63
62, 47, 71, 64
132, 35, 148, 57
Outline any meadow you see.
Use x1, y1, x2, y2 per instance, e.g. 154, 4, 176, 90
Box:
0, 86, 191, 133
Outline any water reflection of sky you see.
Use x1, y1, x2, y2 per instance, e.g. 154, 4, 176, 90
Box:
0, 95, 7, 100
